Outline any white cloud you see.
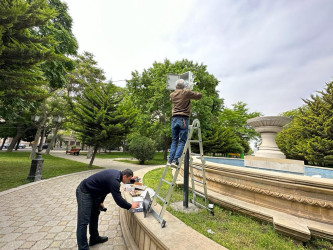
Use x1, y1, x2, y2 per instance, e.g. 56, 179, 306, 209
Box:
65, 0, 333, 115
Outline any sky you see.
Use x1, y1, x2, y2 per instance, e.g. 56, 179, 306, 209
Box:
64, 0, 333, 116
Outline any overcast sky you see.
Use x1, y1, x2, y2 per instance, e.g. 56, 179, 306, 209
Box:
64, 0, 333, 116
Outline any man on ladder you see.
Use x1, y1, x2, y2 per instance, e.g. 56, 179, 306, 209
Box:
167, 79, 202, 167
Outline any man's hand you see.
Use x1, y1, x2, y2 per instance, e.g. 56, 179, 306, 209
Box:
99, 203, 107, 212
131, 202, 139, 209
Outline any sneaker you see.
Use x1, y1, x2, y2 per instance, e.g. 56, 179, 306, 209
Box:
171, 161, 179, 167
166, 161, 172, 166
89, 236, 108, 246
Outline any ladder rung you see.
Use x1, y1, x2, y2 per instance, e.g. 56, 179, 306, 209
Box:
193, 191, 206, 198
155, 194, 167, 204
192, 165, 203, 170
161, 179, 173, 186
193, 178, 204, 184
189, 140, 200, 143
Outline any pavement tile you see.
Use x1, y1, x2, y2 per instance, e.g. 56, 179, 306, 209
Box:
60, 238, 77, 248
30, 239, 52, 250
64, 226, 75, 232
0, 226, 15, 234
0, 232, 21, 242
113, 245, 126, 250
16, 233, 31, 240
18, 240, 36, 249
25, 232, 47, 241
54, 231, 71, 240
39, 226, 52, 232
49, 240, 62, 248
49, 225, 65, 233
0, 153, 147, 250
44, 233, 57, 239
19, 220, 38, 228
1, 240, 24, 250
22, 226, 42, 234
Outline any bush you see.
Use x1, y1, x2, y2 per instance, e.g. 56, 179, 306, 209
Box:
128, 136, 156, 164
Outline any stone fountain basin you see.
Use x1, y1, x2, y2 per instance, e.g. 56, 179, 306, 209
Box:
247, 116, 292, 128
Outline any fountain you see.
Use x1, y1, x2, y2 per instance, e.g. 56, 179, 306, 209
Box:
245, 116, 305, 174
247, 116, 291, 159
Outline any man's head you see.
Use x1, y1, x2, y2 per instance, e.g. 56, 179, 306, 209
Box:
121, 169, 133, 184
175, 79, 185, 89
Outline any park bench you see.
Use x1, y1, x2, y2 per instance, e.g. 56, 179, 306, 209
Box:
66, 148, 81, 156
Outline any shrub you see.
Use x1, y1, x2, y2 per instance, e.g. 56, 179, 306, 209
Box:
128, 136, 156, 164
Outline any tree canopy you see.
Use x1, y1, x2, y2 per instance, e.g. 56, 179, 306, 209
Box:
277, 81, 333, 166
71, 82, 135, 166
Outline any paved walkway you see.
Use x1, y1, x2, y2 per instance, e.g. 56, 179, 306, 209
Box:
0, 150, 160, 250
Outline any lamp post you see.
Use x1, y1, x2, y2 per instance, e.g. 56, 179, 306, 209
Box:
28, 114, 44, 181
45, 115, 62, 155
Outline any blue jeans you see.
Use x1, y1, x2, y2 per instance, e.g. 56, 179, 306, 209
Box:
168, 116, 189, 164
76, 185, 103, 250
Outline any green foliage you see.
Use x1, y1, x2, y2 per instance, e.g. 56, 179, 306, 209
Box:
128, 136, 156, 164
66, 51, 106, 98
277, 81, 333, 166
0, 0, 58, 101
203, 102, 261, 154
126, 58, 223, 159
204, 125, 244, 154
71, 82, 135, 150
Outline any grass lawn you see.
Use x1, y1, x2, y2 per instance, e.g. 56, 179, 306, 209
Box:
114, 152, 166, 165
143, 167, 333, 250
0, 152, 102, 192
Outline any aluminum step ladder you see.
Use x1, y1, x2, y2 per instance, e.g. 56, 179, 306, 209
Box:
149, 119, 213, 228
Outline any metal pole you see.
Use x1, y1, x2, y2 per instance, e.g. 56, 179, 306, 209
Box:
183, 148, 189, 208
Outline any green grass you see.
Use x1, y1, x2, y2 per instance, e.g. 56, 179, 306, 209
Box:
143, 167, 333, 250
115, 152, 166, 165
0, 152, 102, 192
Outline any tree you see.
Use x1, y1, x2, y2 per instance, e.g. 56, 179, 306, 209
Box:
71, 82, 135, 167
126, 59, 223, 160
0, 0, 78, 153
66, 51, 106, 98
193, 101, 261, 155
128, 136, 156, 164
0, 0, 58, 101
277, 81, 333, 166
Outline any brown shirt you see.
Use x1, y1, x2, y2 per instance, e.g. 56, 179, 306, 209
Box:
170, 89, 202, 117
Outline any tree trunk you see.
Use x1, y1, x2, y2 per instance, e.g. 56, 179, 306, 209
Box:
89, 146, 99, 167
6, 126, 28, 152
45, 123, 60, 155
30, 126, 42, 159
14, 139, 21, 151
31, 103, 47, 159
87, 147, 93, 159
0, 137, 7, 150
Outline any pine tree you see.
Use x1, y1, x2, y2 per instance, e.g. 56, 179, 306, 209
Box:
71, 82, 135, 167
277, 82, 333, 166
0, 0, 58, 101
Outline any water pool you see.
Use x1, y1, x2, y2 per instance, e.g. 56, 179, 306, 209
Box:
204, 157, 333, 180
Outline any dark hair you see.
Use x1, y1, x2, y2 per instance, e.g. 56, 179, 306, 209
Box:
122, 169, 133, 177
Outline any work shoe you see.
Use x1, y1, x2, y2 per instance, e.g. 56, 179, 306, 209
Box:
89, 236, 108, 246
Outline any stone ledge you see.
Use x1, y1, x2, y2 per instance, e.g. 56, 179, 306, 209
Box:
120, 166, 227, 250
176, 168, 333, 242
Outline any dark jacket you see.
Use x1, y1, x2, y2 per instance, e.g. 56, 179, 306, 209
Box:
81, 169, 131, 210
170, 89, 202, 117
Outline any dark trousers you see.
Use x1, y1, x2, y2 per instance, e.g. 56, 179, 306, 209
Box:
76, 185, 103, 250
